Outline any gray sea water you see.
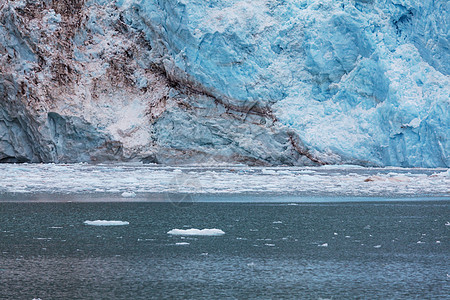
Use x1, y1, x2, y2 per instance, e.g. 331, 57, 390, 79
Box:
0, 200, 449, 299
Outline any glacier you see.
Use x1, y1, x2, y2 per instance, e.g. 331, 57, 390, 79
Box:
0, 0, 448, 167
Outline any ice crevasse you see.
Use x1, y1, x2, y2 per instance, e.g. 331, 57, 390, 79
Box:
0, 0, 448, 167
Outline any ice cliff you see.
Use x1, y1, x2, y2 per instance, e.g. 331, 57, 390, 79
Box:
0, 0, 448, 166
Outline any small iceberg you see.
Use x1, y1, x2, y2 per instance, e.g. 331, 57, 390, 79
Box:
84, 220, 129, 226
318, 243, 328, 247
121, 191, 136, 198
167, 228, 225, 236
175, 242, 190, 246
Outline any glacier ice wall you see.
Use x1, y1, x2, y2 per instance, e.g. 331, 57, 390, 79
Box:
0, 0, 448, 166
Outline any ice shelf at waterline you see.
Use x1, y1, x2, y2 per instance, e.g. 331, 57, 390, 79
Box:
0, 0, 448, 167
0, 164, 448, 197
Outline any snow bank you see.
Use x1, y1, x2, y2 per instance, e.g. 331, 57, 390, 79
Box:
84, 220, 129, 226
167, 228, 225, 236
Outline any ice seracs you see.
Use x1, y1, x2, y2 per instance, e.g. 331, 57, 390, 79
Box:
0, 0, 448, 167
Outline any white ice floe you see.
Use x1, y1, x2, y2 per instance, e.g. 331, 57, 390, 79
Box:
175, 242, 190, 245
121, 191, 136, 198
167, 228, 225, 236
445, 222, 450, 226
262, 169, 277, 175
84, 220, 129, 226
0, 164, 448, 198
374, 245, 381, 248
273, 221, 283, 224
318, 243, 328, 247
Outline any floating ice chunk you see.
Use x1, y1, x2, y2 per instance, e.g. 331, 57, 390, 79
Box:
265, 243, 275, 247
436, 241, 441, 244
273, 221, 283, 224
364, 225, 371, 230
84, 220, 129, 226
345, 236, 351, 238
175, 242, 190, 245
262, 169, 277, 175
334, 232, 338, 236
445, 222, 450, 226
121, 191, 136, 198
167, 228, 225, 236
318, 243, 328, 247
374, 245, 381, 248
299, 175, 319, 182
417, 241, 425, 244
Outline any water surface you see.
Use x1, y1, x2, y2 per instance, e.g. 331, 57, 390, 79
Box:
1, 201, 448, 299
